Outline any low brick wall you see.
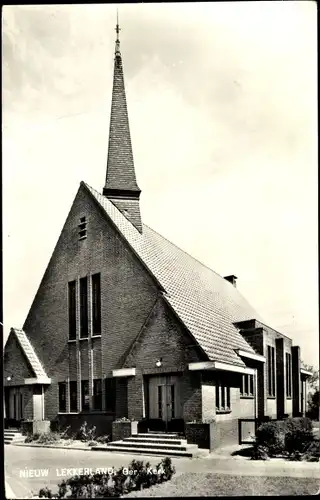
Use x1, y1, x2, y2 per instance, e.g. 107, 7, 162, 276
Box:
21, 421, 33, 435
112, 421, 138, 441
185, 423, 213, 449
21, 420, 51, 435
213, 419, 238, 449
53, 413, 114, 438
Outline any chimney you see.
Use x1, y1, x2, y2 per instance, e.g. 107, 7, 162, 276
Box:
224, 275, 237, 287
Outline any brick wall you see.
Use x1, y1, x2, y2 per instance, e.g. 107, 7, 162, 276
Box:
276, 338, 285, 418
181, 372, 202, 422
123, 297, 204, 371
238, 321, 297, 420
24, 386, 34, 420
21, 184, 160, 420
4, 333, 35, 386
122, 297, 205, 421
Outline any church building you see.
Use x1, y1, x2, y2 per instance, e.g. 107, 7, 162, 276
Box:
4, 22, 312, 451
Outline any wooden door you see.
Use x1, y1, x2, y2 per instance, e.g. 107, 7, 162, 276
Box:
149, 375, 181, 423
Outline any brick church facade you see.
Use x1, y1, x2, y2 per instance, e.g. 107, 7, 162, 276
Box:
4, 24, 312, 449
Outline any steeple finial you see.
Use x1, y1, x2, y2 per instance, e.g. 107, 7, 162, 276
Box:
115, 9, 121, 55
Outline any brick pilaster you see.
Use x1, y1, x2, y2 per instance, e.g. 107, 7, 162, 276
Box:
292, 345, 301, 416
76, 278, 81, 412
88, 275, 93, 410
276, 338, 285, 418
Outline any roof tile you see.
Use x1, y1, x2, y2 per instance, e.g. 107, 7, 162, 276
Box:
85, 182, 263, 367
11, 328, 48, 379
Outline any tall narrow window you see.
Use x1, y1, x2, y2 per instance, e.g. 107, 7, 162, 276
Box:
105, 378, 116, 412
92, 273, 101, 335
216, 381, 231, 412
81, 380, 90, 411
69, 381, 78, 412
59, 382, 67, 413
240, 374, 254, 397
78, 216, 87, 240
286, 352, 292, 398
68, 281, 76, 340
267, 345, 276, 397
80, 277, 88, 338
93, 379, 102, 410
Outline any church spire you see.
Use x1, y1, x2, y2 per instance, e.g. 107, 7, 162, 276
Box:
103, 13, 142, 233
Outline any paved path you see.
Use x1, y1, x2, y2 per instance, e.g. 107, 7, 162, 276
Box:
5, 444, 320, 498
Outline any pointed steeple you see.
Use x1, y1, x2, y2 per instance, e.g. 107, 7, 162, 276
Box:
103, 13, 142, 233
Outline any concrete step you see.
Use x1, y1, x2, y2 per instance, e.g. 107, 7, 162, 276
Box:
4, 428, 21, 433
123, 436, 187, 445
109, 440, 197, 452
135, 433, 182, 440
4, 431, 24, 443
92, 444, 194, 457
4, 437, 25, 445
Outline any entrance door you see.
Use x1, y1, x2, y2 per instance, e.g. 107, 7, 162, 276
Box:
149, 375, 181, 429
7, 387, 24, 426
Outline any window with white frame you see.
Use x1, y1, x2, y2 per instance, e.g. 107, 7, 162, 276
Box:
240, 374, 254, 397
216, 381, 231, 412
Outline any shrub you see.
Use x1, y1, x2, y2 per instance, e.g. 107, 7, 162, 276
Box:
255, 421, 286, 456
37, 457, 175, 498
254, 417, 316, 460
95, 434, 110, 444
88, 440, 97, 446
114, 417, 131, 423
285, 416, 313, 433
38, 486, 56, 498
25, 433, 40, 443
76, 422, 96, 442
285, 429, 314, 454
307, 390, 320, 421
302, 438, 320, 462
60, 425, 71, 440
250, 445, 270, 461
37, 432, 62, 444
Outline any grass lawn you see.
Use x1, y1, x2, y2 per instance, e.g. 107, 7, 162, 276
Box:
125, 473, 320, 497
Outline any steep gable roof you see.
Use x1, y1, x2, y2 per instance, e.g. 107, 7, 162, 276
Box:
8, 328, 48, 379
84, 182, 263, 367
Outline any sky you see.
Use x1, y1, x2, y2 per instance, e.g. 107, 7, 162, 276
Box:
2, 2, 318, 367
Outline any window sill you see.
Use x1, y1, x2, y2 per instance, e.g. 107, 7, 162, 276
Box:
58, 412, 79, 415
91, 335, 102, 339
240, 395, 254, 399
286, 397, 292, 400
79, 337, 89, 341
267, 396, 276, 399
216, 409, 232, 414
68, 339, 77, 343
